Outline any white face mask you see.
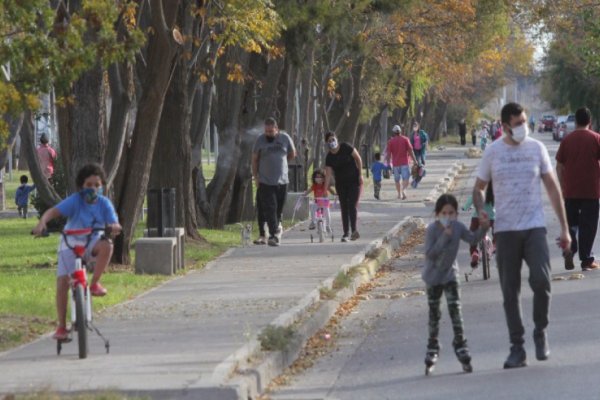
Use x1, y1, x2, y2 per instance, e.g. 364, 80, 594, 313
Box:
511, 124, 528, 143
439, 217, 451, 227
328, 139, 338, 149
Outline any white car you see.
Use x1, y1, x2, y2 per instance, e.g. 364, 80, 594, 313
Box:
553, 115, 568, 141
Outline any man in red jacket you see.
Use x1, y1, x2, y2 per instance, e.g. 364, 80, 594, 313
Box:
384, 125, 417, 200
556, 107, 600, 271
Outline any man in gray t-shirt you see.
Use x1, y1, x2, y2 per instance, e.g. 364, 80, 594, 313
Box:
252, 117, 297, 247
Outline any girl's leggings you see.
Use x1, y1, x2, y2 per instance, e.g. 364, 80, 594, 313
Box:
426, 281, 466, 350
310, 203, 331, 228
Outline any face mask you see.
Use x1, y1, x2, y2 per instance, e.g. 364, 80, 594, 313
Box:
81, 188, 98, 204
315, 178, 324, 184
439, 217, 450, 227
511, 124, 528, 143
98, 187, 104, 196
266, 135, 275, 143
328, 139, 338, 149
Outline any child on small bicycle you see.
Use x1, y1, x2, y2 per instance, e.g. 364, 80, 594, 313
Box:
32, 163, 122, 340
462, 181, 496, 267
303, 169, 336, 231
422, 194, 489, 373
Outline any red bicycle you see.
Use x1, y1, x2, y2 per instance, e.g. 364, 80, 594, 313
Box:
51, 227, 111, 358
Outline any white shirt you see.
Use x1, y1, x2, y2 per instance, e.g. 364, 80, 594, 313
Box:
476, 137, 552, 233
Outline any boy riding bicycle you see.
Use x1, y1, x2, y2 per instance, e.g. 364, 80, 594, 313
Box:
32, 163, 122, 340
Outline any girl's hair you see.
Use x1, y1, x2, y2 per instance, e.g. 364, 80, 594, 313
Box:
434, 194, 458, 214
312, 169, 325, 183
324, 131, 336, 142
485, 181, 494, 205
76, 163, 106, 188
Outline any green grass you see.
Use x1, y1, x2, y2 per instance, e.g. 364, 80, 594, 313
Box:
432, 134, 462, 147
0, 216, 248, 352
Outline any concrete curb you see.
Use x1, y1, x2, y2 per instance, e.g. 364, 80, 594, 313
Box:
230, 216, 424, 399
215, 161, 465, 399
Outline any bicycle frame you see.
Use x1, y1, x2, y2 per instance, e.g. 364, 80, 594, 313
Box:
310, 197, 334, 243
57, 227, 110, 358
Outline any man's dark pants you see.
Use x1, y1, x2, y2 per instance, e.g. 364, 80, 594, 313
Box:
257, 183, 287, 238
495, 228, 551, 346
565, 198, 599, 266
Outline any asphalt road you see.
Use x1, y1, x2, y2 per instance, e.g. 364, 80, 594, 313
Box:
270, 133, 600, 400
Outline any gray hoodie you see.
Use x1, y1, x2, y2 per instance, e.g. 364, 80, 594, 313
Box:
422, 220, 486, 286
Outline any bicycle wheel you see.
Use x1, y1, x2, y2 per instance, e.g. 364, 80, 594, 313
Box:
481, 240, 490, 280
74, 284, 88, 359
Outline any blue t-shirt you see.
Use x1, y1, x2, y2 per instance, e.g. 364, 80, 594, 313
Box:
15, 184, 35, 207
56, 193, 118, 249
370, 161, 387, 182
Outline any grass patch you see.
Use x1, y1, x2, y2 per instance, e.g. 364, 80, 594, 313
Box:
6, 390, 148, 399
332, 271, 352, 290
0, 216, 248, 352
319, 287, 336, 300
258, 324, 296, 351
432, 134, 462, 147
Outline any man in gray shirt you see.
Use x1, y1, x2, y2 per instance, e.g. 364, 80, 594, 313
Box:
252, 117, 297, 246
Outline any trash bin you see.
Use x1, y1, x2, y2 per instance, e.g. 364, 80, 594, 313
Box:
288, 164, 305, 192
147, 188, 176, 237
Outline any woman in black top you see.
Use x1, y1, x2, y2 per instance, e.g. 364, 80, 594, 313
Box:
323, 131, 363, 242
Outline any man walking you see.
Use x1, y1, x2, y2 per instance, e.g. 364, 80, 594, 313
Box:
385, 125, 417, 200
555, 107, 600, 271
473, 102, 571, 369
458, 119, 467, 146
252, 117, 297, 247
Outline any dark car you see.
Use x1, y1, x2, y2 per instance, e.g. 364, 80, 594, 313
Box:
541, 115, 556, 132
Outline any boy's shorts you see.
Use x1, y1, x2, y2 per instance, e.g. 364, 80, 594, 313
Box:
57, 235, 102, 277
393, 165, 410, 182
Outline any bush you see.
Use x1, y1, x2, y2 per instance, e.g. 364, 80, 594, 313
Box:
258, 325, 296, 351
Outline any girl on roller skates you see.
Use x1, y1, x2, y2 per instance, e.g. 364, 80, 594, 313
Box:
422, 194, 490, 374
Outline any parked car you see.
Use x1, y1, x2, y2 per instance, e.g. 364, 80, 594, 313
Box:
565, 114, 576, 133
541, 115, 556, 132
556, 122, 568, 141
553, 115, 568, 141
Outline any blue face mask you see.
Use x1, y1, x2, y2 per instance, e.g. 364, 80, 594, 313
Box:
81, 188, 99, 204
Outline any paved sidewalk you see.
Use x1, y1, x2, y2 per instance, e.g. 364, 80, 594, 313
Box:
0, 147, 478, 399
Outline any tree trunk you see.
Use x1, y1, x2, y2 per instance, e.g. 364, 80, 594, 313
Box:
67, 65, 107, 192
149, 54, 202, 240
20, 112, 62, 205
113, 0, 181, 264
0, 114, 24, 169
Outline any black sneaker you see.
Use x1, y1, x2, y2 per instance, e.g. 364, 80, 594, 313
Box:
341, 235, 349, 243
533, 331, 550, 361
564, 252, 575, 270
268, 236, 280, 247
503, 345, 527, 369
350, 231, 360, 241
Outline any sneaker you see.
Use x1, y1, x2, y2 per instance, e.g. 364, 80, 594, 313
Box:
350, 231, 360, 241
268, 236, 280, 247
533, 331, 550, 361
90, 282, 107, 297
276, 223, 283, 239
503, 345, 527, 369
341, 235, 349, 243
401, 193, 407, 200
470, 251, 479, 268
53, 326, 69, 341
308, 221, 316, 230
582, 261, 600, 271
253, 236, 267, 245
564, 252, 575, 270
